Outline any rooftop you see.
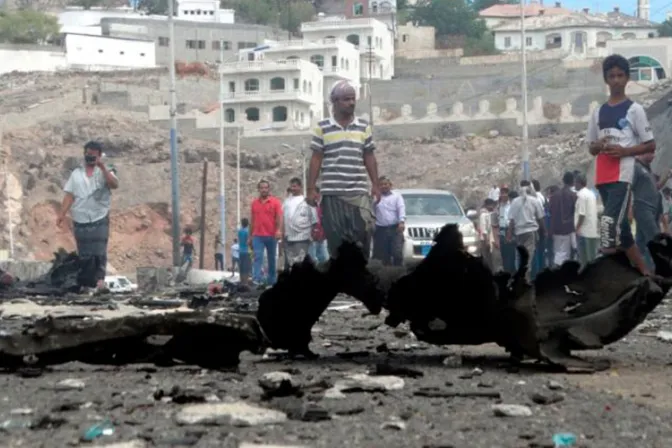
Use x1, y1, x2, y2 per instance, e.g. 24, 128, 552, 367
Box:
301, 17, 387, 31
492, 10, 657, 32
479, 3, 570, 18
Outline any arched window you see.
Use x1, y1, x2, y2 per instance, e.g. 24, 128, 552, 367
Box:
245, 107, 260, 121
224, 108, 235, 123
622, 32, 636, 39
244, 79, 259, 92
310, 54, 324, 68
345, 59, 349, 70
270, 77, 285, 90
340, 57, 344, 68
308, 81, 312, 94
371, 1, 378, 13
272, 106, 288, 122
628, 56, 666, 82
302, 80, 307, 92
346, 34, 360, 47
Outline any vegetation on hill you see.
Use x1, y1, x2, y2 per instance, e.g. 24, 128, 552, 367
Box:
220, 0, 315, 33
659, 19, 672, 37
0, 9, 60, 44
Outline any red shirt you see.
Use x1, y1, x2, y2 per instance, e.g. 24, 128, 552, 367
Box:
251, 196, 282, 237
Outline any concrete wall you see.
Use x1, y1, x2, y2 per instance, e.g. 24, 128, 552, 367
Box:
101, 17, 278, 66
0, 47, 67, 75
65, 34, 157, 69
396, 24, 435, 52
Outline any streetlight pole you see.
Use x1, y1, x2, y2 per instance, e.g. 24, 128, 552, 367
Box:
520, 0, 530, 182
219, 40, 227, 270
236, 127, 241, 227
168, 0, 181, 267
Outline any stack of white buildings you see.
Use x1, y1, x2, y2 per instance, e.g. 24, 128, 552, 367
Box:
218, 16, 395, 132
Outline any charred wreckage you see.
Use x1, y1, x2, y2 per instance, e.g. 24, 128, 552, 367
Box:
1, 225, 672, 374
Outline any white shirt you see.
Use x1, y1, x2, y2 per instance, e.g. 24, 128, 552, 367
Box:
64, 165, 118, 224
375, 190, 406, 227
231, 243, 239, 259
283, 195, 317, 242
575, 187, 599, 238
509, 193, 544, 236
487, 187, 500, 202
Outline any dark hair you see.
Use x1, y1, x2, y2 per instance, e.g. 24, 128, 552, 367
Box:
509, 190, 519, 200
84, 141, 103, 154
241, 217, 249, 227
548, 185, 560, 195
602, 54, 630, 82
562, 171, 575, 186
575, 173, 587, 188
500, 186, 510, 193
378, 175, 390, 182
520, 180, 531, 187
184, 227, 192, 235
531, 179, 541, 192
484, 198, 496, 207
289, 177, 302, 186
258, 179, 269, 188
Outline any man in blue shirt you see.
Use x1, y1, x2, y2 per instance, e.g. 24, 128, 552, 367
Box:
237, 218, 251, 285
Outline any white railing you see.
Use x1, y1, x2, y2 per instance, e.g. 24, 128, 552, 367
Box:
219, 58, 306, 72
301, 18, 377, 31
267, 37, 341, 49
223, 89, 308, 99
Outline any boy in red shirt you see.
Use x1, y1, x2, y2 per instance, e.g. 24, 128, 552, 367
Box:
587, 54, 655, 275
249, 180, 283, 285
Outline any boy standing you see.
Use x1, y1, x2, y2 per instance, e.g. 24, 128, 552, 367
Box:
181, 228, 196, 268
238, 218, 251, 286
587, 54, 655, 275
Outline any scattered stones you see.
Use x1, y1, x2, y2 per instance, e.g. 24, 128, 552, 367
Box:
380, 418, 407, 431
175, 402, 287, 426
259, 372, 301, 398
529, 392, 565, 405
325, 373, 405, 396
154, 386, 210, 404
53, 378, 86, 391
547, 380, 564, 391
371, 363, 424, 378
10, 408, 33, 415
492, 404, 533, 417
656, 330, 672, 342
97, 441, 147, 448
442, 355, 462, 367
488, 130, 500, 138
239, 443, 309, 448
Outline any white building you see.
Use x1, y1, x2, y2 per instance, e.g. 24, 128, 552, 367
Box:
219, 59, 323, 131
300, 17, 395, 80
65, 33, 157, 70
492, 8, 658, 55
238, 38, 361, 104
176, 0, 235, 24
478, 2, 570, 29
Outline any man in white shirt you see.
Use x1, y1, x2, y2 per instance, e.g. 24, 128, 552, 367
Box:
487, 185, 500, 202
373, 176, 406, 266
282, 177, 318, 269
574, 173, 599, 266
507, 181, 545, 281
479, 198, 496, 270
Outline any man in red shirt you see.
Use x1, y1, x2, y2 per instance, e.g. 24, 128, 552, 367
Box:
249, 179, 283, 285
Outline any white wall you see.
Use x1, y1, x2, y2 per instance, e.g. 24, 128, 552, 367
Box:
65, 34, 156, 69
177, 0, 235, 23
494, 26, 656, 52
0, 49, 67, 75
221, 101, 320, 130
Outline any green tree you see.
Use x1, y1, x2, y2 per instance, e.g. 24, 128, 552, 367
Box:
221, 0, 315, 32
659, 19, 672, 37
411, 0, 486, 39
137, 0, 174, 15
70, 0, 105, 9
470, 0, 518, 13
0, 10, 60, 44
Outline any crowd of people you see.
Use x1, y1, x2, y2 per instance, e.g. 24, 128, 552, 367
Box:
55, 54, 667, 292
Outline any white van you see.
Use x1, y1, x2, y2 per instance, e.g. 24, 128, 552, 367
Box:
104, 275, 138, 293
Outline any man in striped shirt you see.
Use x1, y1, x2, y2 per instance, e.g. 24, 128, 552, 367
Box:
307, 80, 380, 258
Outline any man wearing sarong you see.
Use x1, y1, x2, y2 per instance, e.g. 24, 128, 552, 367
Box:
57, 141, 119, 289
306, 80, 380, 258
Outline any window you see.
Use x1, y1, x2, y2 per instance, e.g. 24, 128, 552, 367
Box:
244, 79, 259, 92
270, 77, 285, 90
225, 109, 235, 123
140, 53, 145, 57
331, 55, 337, 67
504, 37, 511, 48
245, 107, 260, 121
308, 81, 312, 94
526, 37, 532, 46
222, 41, 231, 50
340, 57, 344, 68
353, 2, 363, 16
238, 42, 257, 49
247, 52, 255, 61
98, 49, 103, 53
186, 40, 197, 49
371, 1, 378, 13
346, 34, 360, 47
197, 40, 205, 49
310, 54, 324, 68
294, 110, 299, 122
272, 106, 288, 122
346, 59, 349, 70
228, 81, 235, 93
212, 40, 220, 50
300, 112, 305, 123
367, 36, 372, 47
119, 51, 125, 55
159, 37, 169, 47
302, 80, 307, 92
293, 78, 299, 90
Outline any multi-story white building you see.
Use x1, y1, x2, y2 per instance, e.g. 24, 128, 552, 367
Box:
65, 33, 157, 70
219, 59, 323, 131
491, 7, 658, 55
238, 38, 361, 103
176, 0, 235, 24
300, 17, 395, 80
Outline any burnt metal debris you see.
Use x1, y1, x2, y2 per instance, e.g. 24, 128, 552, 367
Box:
1, 226, 671, 373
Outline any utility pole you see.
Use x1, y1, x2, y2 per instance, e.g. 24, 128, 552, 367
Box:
236, 127, 241, 227
520, 0, 530, 181
199, 160, 208, 270
368, 45, 374, 127
168, 0, 182, 267
0, 125, 14, 259
218, 41, 227, 271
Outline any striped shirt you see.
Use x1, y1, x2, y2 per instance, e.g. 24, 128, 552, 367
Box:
310, 116, 375, 196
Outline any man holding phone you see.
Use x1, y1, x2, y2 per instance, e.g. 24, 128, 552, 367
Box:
57, 141, 119, 289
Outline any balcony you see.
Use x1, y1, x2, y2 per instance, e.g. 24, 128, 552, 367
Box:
219, 58, 312, 74
267, 37, 341, 49
301, 18, 379, 32
321, 65, 357, 80
222, 88, 314, 104
360, 45, 386, 60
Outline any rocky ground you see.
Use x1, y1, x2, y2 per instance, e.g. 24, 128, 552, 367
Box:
1, 294, 672, 448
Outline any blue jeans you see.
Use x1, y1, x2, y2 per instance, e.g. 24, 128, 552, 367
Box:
309, 240, 329, 263
252, 236, 277, 285
634, 206, 659, 271
531, 234, 546, 279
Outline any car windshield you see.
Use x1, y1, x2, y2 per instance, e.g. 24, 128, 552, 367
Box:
403, 194, 462, 216
117, 278, 130, 287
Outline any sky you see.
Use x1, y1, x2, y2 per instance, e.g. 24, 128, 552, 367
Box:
552, 0, 670, 22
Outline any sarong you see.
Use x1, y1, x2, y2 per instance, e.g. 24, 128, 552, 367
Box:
73, 214, 110, 285
321, 195, 375, 259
